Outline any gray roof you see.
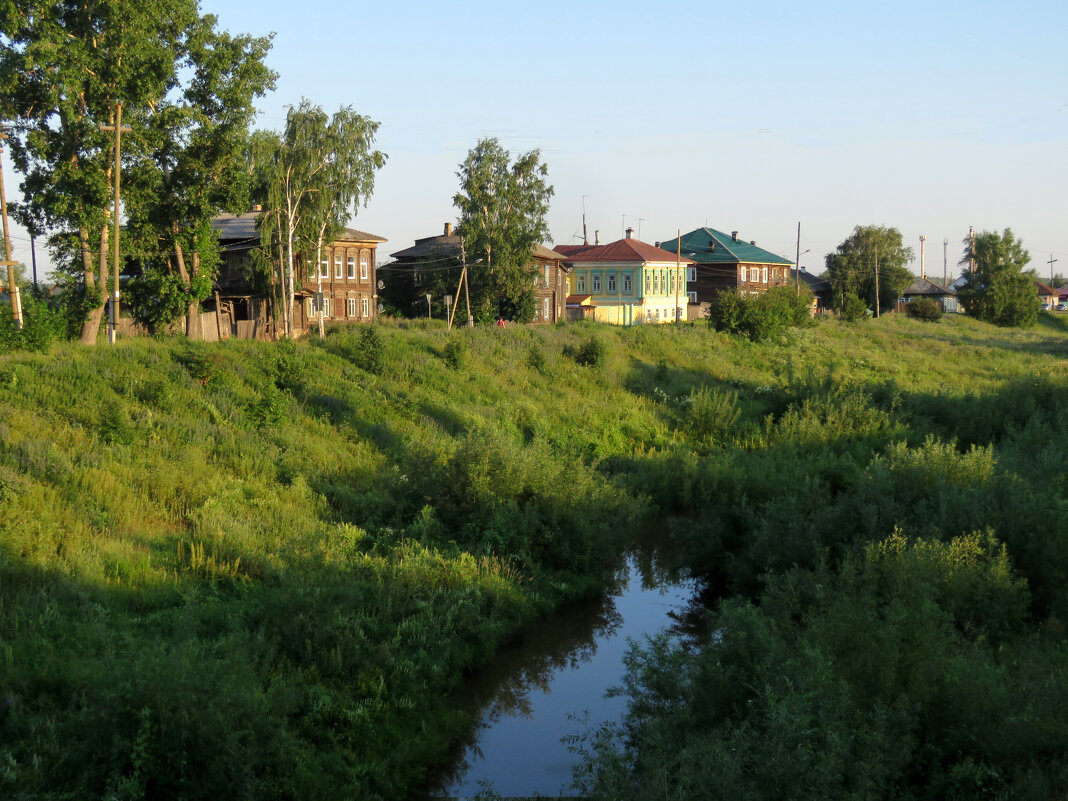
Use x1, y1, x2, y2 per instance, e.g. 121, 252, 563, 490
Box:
903, 277, 955, 297
211, 212, 385, 248
390, 232, 463, 261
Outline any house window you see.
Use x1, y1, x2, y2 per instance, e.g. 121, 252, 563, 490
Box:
591, 273, 602, 293
762, 267, 768, 283
543, 297, 551, 321
334, 256, 343, 279
623, 273, 632, 294
687, 291, 697, 303
347, 297, 357, 317
361, 297, 369, 317
670, 271, 676, 294
687, 266, 696, 282
607, 273, 617, 293
320, 257, 328, 279
544, 265, 551, 286
741, 266, 748, 283
347, 257, 356, 280
645, 272, 651, 294
653, 272, 660, 294
360, 252, 369, 280
577, 273, 586, 293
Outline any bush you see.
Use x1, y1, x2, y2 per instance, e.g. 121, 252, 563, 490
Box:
907, 296, 942, 321
351, 324, 384, 375
443, 337, 466, 370
573, 336, 606, 367
707, 287, 812, 342
838, 292, 869, 322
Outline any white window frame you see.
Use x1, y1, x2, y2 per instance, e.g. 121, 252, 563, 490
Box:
347, 297, 357, 318
762, 267, 769, 283
577, 273, 586, 293
741, 266, 748, 283
347, 257, 356, 280
543, 296, 551, 321
591, 273, 602, 293
623, 273, 632, 294
334, 256, 343, 280
687, 266, 696, 282
361, 297, 370, 317
687, 291, 697, 303
360, 254, 369, 280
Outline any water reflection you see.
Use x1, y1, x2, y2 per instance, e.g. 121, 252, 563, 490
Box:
422, 533, 699, 799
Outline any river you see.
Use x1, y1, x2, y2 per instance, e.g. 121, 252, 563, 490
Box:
422, 531, 701, 798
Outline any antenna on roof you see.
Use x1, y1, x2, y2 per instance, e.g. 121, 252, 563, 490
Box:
582, 195, 589, 246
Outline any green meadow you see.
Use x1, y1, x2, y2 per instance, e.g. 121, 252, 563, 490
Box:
1, 313, 1067, 799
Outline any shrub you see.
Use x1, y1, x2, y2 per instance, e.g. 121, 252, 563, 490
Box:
707, 287, 812, 342
838, 292, 869, 322
443, 337, 467, 370
574, 336, 606, 367
352, 324, 384, 375
907, 296, 942, 321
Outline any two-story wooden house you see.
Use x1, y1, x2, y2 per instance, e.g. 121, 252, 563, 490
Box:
212, 211, 386, 338
657, 227, 794, 305
556, 229, 693, 325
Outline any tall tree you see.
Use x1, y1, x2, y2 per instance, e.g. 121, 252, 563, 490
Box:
0, 0, 273, 343
825, 225, 914, 314
256, 101, 385, 338
122, 15, 274, 338
453, 138, 552, 322
957, 228, 1038, 327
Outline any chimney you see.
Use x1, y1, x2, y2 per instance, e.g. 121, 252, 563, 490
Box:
750, 240, 756, 246
625, 227, 634, 239
595, 230, 600, 245
444, 222, 453, 236
731, 231, 738, 241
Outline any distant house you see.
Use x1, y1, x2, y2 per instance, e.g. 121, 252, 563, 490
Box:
386, 223, 569, 323
656, 227, 794, 305
212, 211, 386, 338
902, 276, 959, 313
790, 267, 833, 313
555, 229, 693, 325
1034, 280, 1058, 310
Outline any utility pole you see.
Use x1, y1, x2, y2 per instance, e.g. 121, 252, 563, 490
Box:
99, 102, 131, 345
795, 221, 801, 294
968, 226, 975, 274
1048, 254, 1058, 285
675, 229, 681, 323
943, 238, 948, 285
919, 234, 926, 279
0, 131, 24, 329
581, 195, 588, 245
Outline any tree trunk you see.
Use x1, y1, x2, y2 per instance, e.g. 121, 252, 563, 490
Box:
79, 226, 108, 344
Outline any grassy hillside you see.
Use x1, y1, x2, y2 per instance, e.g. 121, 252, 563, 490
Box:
1, 314, 1067, 799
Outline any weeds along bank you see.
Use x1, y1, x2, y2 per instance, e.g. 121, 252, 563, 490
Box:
0, 314, 1066, 798
573, 315, 1068, 800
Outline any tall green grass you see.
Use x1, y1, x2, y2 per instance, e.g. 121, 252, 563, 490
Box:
1, 313, 1067, 798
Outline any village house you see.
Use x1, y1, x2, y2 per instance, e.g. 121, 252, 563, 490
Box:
901, 276, 959, 313
555, 229, 693, 325
656, 227, 795, 307
386, 223, 569, 323
212, 211, 386, 338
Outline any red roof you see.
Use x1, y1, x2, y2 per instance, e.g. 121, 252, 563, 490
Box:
553, 237, 693, 265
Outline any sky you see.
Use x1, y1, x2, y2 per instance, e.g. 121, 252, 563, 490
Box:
5, 0, 1067, 282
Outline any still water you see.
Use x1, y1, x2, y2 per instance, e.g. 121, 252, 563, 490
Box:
425, 536, 700, 798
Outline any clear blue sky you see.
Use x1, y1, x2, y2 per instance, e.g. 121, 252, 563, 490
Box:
6, 0, 1067, 281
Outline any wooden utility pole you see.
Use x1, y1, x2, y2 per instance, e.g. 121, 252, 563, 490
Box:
795, 221, 801, 295
99, 103, 131, 344
674, 229, 681, 323
0, 131, 24, 329
1048, 254, 1058, 285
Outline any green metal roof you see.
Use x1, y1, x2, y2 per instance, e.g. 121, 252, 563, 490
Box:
657, 227, 793, 266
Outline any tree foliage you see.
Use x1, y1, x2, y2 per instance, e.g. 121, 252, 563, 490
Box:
707, 286, 813, 341
956, 228, 1038, 327
0, 0, 273, 342
253, 101, 386, 338
453, 138, 553, 322
825, 225, 914, 314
